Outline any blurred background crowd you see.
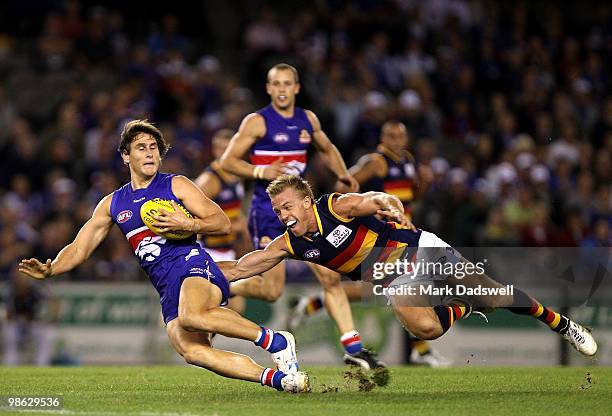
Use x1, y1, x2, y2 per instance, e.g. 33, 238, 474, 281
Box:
0, 0, 610, 284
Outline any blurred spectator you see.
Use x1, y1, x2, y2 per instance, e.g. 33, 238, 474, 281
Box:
2, 271, 59, 365
0, 0, 609, 283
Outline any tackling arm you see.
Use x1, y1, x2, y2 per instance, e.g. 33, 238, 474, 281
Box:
224, 235, 291, 281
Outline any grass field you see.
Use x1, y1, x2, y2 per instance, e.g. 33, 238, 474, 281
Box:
1, 366, 610, 416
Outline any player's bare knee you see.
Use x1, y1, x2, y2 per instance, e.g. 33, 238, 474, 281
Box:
262, 285, 284, 302
183, 347, 213, 367
177, 313, 213, 333
412, 319, 443, 340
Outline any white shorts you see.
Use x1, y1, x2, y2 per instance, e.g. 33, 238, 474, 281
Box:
206, 248, 236, 262
384, 231, 463, 299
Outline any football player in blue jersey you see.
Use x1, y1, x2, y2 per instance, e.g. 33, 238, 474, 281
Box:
18, 120, 309, 393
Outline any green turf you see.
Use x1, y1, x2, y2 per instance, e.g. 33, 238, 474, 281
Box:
0, 366, 609, 416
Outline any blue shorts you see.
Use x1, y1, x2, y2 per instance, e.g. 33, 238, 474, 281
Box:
156, 248, 230, 325
248, 196, 285, 249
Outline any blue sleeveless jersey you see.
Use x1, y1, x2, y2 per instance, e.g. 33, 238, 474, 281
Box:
250, 105, 313, 200
109, 172, 229, 323
248, 105, 314, 247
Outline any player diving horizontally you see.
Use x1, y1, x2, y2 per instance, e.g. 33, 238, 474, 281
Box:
288, 120, 450, 367
220, 63, 384, 369
223, 175, 597, 357
18, 120, 309, 393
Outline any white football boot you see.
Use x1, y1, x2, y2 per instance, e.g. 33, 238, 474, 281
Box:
272, 331, 299, 373
562, 321, 597, 356
280, 371, 311, 393
410, 348, 452, 368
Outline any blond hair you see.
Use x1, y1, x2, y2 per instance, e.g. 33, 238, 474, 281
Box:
266, 175, 314, 200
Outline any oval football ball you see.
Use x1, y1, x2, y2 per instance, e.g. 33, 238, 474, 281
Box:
140, 198, 194, 240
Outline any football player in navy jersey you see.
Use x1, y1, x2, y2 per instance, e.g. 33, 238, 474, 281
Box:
221, 64, 384, 369
288, 121, 449, 367
224, 175, 597, 359
19, 120, 309, 393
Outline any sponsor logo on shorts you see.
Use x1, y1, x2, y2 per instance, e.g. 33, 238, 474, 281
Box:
189, 267, 204, 275
304, 249, 321, 259
273, 133, 289, 143
326, 224, 352, 248
117, 210, 133, 223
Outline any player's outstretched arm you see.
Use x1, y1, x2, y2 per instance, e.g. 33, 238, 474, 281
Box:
224, 235, 291, 281
18, 194, 114, 279
307, 110, 359, 192
168, 175, 231, 236
332, 192, 416, 230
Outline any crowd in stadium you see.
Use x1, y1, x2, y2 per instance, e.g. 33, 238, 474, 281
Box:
0, 0, 609, 282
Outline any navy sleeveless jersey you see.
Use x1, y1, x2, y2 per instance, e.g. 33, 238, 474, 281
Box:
201, 162, 244, 250
366, 145, 417, 210
283, 193, 422, 281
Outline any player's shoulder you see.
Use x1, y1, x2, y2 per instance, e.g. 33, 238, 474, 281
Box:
358, 152, 387, 173
238, 112, 266, 136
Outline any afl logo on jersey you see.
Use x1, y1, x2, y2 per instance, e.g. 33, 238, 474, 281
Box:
117, 210, 133, 223
304, 249, 321, 259
274, 133, 289, 143
299, 129, 311, 143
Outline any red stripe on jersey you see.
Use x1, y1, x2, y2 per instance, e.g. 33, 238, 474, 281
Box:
383, 179, 413, 190
128, 229, 158, 251
326, 225, 368, 270
250, 154, 307, 166
218, 200, 241, 210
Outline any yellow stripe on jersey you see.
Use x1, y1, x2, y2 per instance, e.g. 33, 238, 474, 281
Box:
312, 204, 324, 234
384, 242, 408, 264
328, 192, 353, 223
205, 233, 236, 246
387, 188, 414, 202
224, 207, 241, 219
336, 229, 378, 274
284, 231, 295, 256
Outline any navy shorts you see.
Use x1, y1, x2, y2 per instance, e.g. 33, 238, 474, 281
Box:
158, 247, 230, 325
248, 197, 285, 249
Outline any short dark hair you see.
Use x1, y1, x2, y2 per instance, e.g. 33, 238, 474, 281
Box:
118, 119, 170, 157
266, 175, 314, 200
267, 63, 299, 83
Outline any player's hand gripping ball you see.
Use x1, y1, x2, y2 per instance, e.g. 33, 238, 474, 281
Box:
140, 198, 194, 240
